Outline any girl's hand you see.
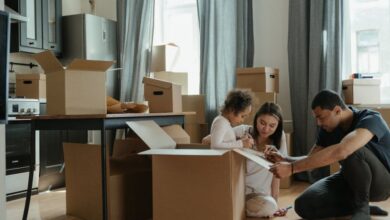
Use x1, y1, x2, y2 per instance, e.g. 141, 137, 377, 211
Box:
242, 136, 254, 148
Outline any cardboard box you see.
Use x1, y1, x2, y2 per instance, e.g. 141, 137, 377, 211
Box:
243, 92, 277, 125
130, 120, 273, 220
162, 124, 191, 144
143, 77, 182, 113
184, 123, 209, 143
34, 51, 113, 115
236, 67, 279, 93
375, 108, 390, 128
15, 73, 46, 99
151, 43, 179, 72
64, 142, 152, 220
151, 71, 188, 95
182, 95, 206, 123
342, 79, 381, 104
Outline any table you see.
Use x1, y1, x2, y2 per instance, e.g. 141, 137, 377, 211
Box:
22, 113, 185, 220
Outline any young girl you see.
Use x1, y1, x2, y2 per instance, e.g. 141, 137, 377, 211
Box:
210, 89, 254, 149
205, 102, 288, 217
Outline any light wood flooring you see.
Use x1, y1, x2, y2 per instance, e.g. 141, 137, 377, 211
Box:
6, 181, 390, 220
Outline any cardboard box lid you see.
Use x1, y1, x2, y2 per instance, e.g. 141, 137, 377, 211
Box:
139, 149, 228, 156
67, 59, 114, 72
161, 124, 190, 144
126, 120, 176, 149
342, 79, 381, 86
16, 73, 46, 80
34, 50, 64, 74
236, 67, 279, 75
143, 77, 178, 89
233, 148, 273, 170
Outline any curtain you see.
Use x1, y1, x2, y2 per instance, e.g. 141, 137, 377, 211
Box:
288, 0, 343, 182
117, 0, 155, 102
197, 0, 254, 125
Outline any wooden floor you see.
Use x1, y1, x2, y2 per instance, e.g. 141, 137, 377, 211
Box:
6, 181, 390, 220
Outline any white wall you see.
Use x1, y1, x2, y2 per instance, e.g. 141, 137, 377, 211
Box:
252, 0, 291, 120
63, 0, 116, 21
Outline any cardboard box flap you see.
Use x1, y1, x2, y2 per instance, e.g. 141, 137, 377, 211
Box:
34, 51, 64, 74
143, 77, 175, 89
233, 148, 273, 170
16, 73, 46, 80
67, 59, 114, 72
126, 120, 176, 149
236, 67, 279, 75
342, 79, 381, 86
139, 149, 228, 156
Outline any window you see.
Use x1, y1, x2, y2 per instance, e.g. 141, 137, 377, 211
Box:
153, 0, 200, 95
344, 0, 390, 103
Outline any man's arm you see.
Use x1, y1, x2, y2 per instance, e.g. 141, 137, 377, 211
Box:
270, 128, 374, 178
265, 144, 323, 163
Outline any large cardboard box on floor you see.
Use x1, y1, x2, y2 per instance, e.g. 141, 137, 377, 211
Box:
34, 51, 113, 115
342, 79, 381, 104
143, 77, 182, 113
130, 120, 273, 220
236, 67, 279, 93
64, 142, 152, 220
15, 73, 46, 99
243, 92, 277, 125
150, 43, 179, 72
151, 71, 188, 95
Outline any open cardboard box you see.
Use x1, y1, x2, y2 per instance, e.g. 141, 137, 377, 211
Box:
128, 120, 273, 220
34, 51, 114, 115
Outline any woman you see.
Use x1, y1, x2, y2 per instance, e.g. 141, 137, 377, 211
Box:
203, 102, 289, 217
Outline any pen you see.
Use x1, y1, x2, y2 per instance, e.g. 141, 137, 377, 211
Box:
285, 205, 293, 210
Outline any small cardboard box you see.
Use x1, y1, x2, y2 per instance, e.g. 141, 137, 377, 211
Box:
151, 71, 188, 95
15, 73, 46, 99
64, 142, 152, 220
182, 95, 206, 124
130, 120, 273, 220
150, 43, 179, 72
342, 79, 381, 104
143, 77, 182, 113
236, 67, 279, 93
244, 92, 277, 125
184, 123, 209, 143
34, 51, 113, 115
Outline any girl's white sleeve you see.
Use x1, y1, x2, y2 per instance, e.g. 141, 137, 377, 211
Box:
210, 119, 243, 149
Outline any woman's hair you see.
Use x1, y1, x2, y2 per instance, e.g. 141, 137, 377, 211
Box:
252, 102, 284, 149
221, 89, 253, 115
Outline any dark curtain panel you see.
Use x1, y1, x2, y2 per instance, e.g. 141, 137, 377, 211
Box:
197, 0, 254, 125
288, 0, 342, 182
117, 0, 155, 102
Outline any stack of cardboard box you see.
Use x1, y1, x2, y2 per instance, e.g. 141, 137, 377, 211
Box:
342, 79, 381, 104
235, 67, 279, 125
182, 95, 209, 143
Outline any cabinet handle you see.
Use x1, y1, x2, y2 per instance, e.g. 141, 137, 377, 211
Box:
28, 42, 34, 45
50, 46, 55, 49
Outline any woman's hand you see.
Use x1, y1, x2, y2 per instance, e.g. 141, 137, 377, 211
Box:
273, 206, 291, 217
264, 145, 286, 163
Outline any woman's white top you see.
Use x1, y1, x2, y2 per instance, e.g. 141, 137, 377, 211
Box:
233, 125, 288, 196
210, 115, 243, 149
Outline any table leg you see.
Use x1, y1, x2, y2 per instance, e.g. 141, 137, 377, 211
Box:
23, 121, 36, 220
101, 127, 108, 220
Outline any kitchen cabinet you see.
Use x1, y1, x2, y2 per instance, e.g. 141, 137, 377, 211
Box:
6, 0, 62, 55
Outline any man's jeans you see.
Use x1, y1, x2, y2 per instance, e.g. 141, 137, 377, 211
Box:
294, 147, 390, 219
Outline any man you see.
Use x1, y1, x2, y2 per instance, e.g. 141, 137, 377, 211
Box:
267, 89, 390, 219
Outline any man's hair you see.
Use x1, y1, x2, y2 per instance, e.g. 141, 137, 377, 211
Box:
311, 89, 347, 110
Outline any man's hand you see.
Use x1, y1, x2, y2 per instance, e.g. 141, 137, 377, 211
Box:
264, 146, 286, 163
269, 162, 293, 178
